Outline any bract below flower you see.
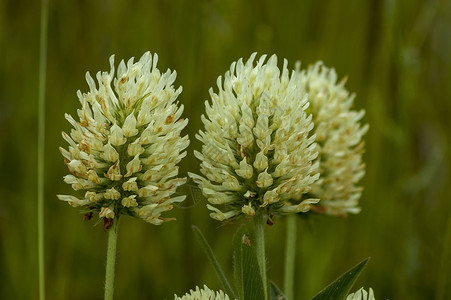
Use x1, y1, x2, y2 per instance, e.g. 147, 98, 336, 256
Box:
58, 52, 189, 225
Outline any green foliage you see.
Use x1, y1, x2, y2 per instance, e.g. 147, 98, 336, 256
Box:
1, 0, 450, 299
192, 226, 236, 299
312, 258, 370, 300
233, 225, 265, 300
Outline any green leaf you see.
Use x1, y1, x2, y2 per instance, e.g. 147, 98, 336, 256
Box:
270, 281, 288, 300
311, 258, 370, 300
192, 226, 237, 299
233, 225, 265, 300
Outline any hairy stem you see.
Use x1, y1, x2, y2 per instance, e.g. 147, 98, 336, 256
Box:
38, 0, 49, 299
284, 214, 297, 300
105, 217, 119, 300
254, 212, 268, 300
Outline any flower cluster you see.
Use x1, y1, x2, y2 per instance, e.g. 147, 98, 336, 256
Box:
189, 53, 320, 221
297, 62, 369, 216
174, 285, 231, 300
58, 52, 189, 225
346, 287, 375, 300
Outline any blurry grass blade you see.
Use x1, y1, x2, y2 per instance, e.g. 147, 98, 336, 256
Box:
312, 258, 370, 300
270, 281, 287, 300
192, 226, 236, 299
38, 0, 49, 299
233, 225, 265, 300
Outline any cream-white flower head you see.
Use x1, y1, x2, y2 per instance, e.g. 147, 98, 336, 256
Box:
189, 53, 319, 222
58, 52, 189, 225
346, 287, 376, 300
174, 285, 231, 300
297, 62, 369, 217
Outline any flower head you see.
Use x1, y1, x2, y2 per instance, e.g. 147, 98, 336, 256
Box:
297, 62, 368, 216
174, 285, 231, 300
58, 52, 189, 225
346, 287, 376, 300
189, 53, 319, 222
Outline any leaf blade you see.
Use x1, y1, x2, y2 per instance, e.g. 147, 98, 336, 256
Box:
233, 225, 265, 300
192, 225, 237, 299
270, 281, 288, 300
311, 257, 370, 300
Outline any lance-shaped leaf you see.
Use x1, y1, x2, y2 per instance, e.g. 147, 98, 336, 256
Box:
312, 258, 370, 300
192, 225, 237, 299
233, 225, 265, 300
270, 281, 287, 300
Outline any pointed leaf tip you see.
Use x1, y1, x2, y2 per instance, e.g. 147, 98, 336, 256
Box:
311, 257, 370, 300
270, 281, 288, 300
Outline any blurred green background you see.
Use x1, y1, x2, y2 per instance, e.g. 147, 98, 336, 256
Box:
1, 0, 450, 299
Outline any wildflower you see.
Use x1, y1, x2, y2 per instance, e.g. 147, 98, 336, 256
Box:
346, 287, 376, 300
58, 52, 189, 225
189, 53, 319, 222
174, 285, 231, 300
297, 62, 369, 216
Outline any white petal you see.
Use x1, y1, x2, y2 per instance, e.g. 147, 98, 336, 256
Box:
123, 113, 139, 137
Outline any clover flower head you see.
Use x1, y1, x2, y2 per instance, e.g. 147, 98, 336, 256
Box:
58, 52, 189, 225
297, 62, 369, 217
189, 53, 319, 222
346, 287, 376, 300
174, 285, 231, 300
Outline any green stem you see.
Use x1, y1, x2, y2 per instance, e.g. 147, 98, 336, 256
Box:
254, 212, 268, 300
38, 0, 49, 299
104, 217, 119, 300
284, 215, 297, 300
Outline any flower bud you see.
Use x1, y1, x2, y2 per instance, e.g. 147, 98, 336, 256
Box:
125, 154, 142, 177
122, 177, 138, 191
235, 158, 253, 179
241, 203, 255, 216
256, 170, 273, 188
105, 161, 122, 181
109, 124, 127, 146
122, 113, 139, 137
99, 206, 115, 219
101, 142, 119, 162
121, 195, 138, 208
104, 187, 121, 200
